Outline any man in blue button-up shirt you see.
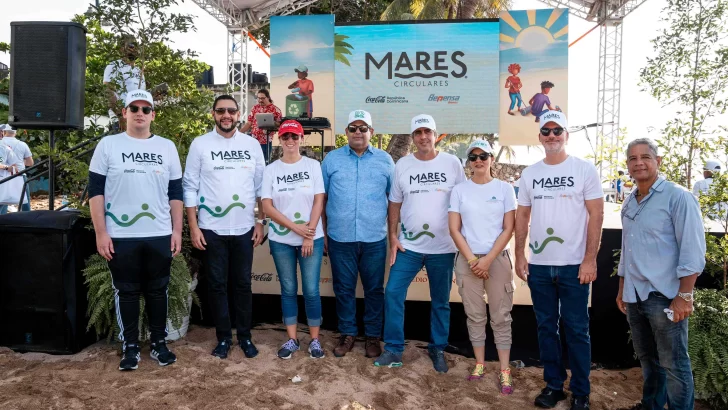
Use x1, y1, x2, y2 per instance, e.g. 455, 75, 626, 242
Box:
617, 138, 705, 410
321, 110, 394, 359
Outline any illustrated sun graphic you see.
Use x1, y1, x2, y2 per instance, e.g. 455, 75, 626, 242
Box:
500, 9, 568, 52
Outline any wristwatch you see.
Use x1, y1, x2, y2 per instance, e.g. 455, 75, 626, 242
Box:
677, 292, 694, 302
256, 218, 267, 226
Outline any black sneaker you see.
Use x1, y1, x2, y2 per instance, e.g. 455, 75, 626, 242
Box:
150, 340, 177, 366
277, 338, 300, 359
427, 347, 448, 373
570, 395, 590, 410
239, 339, 259, 358
119, 343, 141, 371
534, 387, 567, 408
212, 339, 232, 359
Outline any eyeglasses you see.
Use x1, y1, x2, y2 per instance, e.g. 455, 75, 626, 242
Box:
257, 96, 267, 100
128, 105, 152, 114
467, 153, 491, 162
280, 134, 300, 141
540, 127, 564, 136
347, 125, 369, 133
214, 107, 239, 115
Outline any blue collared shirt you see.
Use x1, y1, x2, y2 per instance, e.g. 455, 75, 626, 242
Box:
618, 177, 706, 303
321, 144, 394, 243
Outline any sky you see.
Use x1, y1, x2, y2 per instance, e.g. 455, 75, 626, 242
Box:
0, 0, 700, 166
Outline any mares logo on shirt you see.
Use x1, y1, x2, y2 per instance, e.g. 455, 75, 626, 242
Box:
211, 150, 252, 161
122, 152, 163, 165
277, 172, 310, 184
533, 176, 574, 191
410, 172, 447, 185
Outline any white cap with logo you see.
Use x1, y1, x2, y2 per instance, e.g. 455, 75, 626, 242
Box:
539, 110, 568, 129
0, 124, 14, 131
466, 139, 493, 155
704, 159, 722, 172
125, 90, 154, 108
411, 114, 436, 134
348, 110, 372, 127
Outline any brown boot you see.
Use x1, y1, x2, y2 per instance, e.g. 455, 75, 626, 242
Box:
365, 337, 382, 358
333, 335, 355, 357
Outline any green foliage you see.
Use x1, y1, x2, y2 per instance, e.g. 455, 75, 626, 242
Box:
0, 42, 9, 53
689, 289, 728, 408
639, 0, 728, 189
698, 139, 728, 290
381, 0, 512, 21
83, 253, 199, 342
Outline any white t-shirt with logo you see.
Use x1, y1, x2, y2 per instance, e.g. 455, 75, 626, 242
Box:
261, 156, 325, 246
103, 60, 146, 101
89, 133, 182, 239
182, 131, 265, 233
449, 179, 517, 254
389, 152, 466, 254
1, 137, 32, 171
518, 156, 603, 265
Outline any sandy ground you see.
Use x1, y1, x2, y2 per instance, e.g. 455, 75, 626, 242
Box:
0, 324, 697, 410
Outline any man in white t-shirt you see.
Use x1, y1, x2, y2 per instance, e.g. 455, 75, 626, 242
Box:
89, 90, 183, 371
182, 94, 266, 359
692, 159, 726, 218
0, 125, 33, 212
374, 114, 465, 373
514, 111, 604, 410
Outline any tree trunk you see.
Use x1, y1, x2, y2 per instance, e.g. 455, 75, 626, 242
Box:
386, 134, 413, 163
459, 0, 479, 19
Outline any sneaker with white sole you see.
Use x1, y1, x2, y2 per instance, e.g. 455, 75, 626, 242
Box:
308, 338, 325, 359
277, 338, 300, 359
119, 343, 141, 371
150, 340, 177, 366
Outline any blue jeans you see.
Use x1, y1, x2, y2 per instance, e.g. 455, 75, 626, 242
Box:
270, 238, 324, 327
328, 237, 387, 337
383, 249, 455, 353
532, 108, 550, 119
626, 292, 694, 410
509, 92, 523, 111
528, 264, 591, 396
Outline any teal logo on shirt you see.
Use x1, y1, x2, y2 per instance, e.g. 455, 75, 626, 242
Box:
198, 194, 246, 218
106, 203, 156, 227
529, 227, 565, 254
270, 212, 307, 235
402, 223, 435, 240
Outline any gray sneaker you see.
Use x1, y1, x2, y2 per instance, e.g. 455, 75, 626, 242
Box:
308, 338, 325, 359
277, 338, 300, 359
428, 347, 448, 373
373, 350, 403, 368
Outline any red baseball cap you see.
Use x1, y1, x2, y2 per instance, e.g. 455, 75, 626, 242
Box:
279, 120, 303, 137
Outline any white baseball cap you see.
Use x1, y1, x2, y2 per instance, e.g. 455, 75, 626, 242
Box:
466, 139, 493, 155
411, 114, 436, 134
704, 159, 722, 172
348, 110, 372, 127
294, 65, 308, 73
539, 110, 568, 129
124, 90, 154, 108
1, 124, 14, 131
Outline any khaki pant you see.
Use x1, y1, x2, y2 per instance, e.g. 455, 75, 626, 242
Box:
454, 250, 515, 349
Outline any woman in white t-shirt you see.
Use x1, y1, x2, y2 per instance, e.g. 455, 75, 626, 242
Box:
261, 120, 326, 360
448, 140, 517, 394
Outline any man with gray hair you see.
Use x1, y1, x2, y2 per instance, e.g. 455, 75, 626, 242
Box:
617, 137, 705, 410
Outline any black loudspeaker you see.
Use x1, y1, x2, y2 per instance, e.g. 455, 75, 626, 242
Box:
197, 66, 214, 87
8, 22, 87, 130
229, 63, 253, 85
0, 211, 97, 354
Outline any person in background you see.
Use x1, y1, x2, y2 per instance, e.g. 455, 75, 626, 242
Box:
514, 173, 521, 198
287, 65, 314, 117
182, 95, 266, 360
0, 125, 33, 212
449, 139, 517, 394
104, 35, 145, 131
321, 110, 394, 359
617, 138, 705, 410
239, 89, 282, 162
692, 159, 721, 197
262, 120, 326, 360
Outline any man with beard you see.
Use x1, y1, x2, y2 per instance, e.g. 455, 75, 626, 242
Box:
183, 95, 266, 359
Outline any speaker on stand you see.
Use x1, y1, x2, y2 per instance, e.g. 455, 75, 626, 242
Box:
8, 21, 87, 210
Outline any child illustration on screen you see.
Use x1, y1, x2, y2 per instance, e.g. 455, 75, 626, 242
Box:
287, 64, 314, 118
529, 81, 560, 122
505, 63, 523, 116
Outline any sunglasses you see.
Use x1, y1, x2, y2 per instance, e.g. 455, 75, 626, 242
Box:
540, 127, 564, 136
214, 107, 239, 115
128, 105, 152, 114
347, 125, 369, 133
280, 134, 300, 141
468, 153, 491, 162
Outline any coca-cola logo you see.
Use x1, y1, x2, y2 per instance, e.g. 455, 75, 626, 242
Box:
366, 96, 386, 103
252, 273, 274, 282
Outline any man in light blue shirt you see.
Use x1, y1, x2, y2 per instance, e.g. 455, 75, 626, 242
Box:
617, 138, 705, 410
321, 109, 394, 359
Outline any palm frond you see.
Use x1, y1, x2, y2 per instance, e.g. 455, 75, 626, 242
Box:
380, 0, 412, 21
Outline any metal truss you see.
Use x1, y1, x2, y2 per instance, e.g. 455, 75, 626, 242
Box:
191, 0, 321, 29
227, 29, 249, 115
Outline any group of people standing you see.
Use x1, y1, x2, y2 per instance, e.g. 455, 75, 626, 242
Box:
87, 88, 705, 410
0, 124, 34, 214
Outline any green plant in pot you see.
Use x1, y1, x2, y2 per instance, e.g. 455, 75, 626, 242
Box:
84, 253, 199, 342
